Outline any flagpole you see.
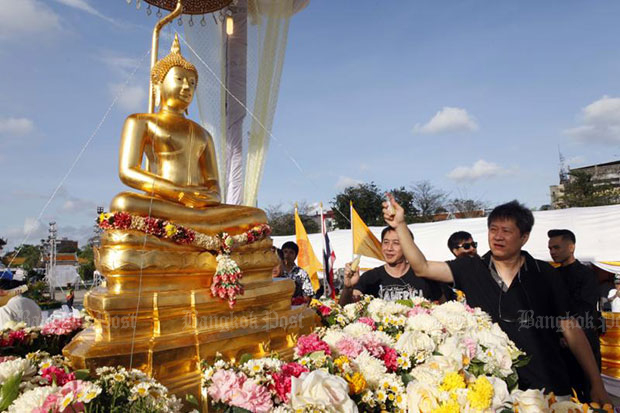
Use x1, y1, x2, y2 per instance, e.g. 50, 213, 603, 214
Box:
350, 200, 355, 260
319, 202, 327, 298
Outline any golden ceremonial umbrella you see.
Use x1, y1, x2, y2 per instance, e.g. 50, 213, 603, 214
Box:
142, 0, 232, 14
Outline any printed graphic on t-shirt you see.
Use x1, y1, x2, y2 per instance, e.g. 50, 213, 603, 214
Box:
378, 284, 423, 301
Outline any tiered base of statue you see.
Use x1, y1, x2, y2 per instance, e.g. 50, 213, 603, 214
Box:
601, 311, 620, 379
64, 230, 319, 400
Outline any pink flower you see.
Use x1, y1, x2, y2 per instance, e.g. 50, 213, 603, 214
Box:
42, 317, 83, 336
357, 317, 376, 330
407, 306, 430, 317
34, 393, 61, 413
230, 378, 273, 413
41, 366, 76, 386
8, 330, 28, 343
0, 356, 16, 363
462, 337, 477, 359
317, 305, 332, 316
208, 370, 245, 403
295, 333, 331, 357
360, 333, 384, 358
382, 346, 399, 372
464, 304, 475, 314
335, 336, 364, 359
280, 362, 308, 378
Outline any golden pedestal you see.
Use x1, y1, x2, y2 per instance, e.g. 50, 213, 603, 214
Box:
601, 312, 620, 379
64, 230, 319, 400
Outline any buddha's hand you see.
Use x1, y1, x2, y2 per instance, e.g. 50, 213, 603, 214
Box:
177, 190, 221, 207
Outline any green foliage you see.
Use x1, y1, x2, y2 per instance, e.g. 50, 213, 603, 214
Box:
563, 170, 620, 207
265, 203, 320, 236
78, 245, 95, 280
331, 182, 384, 229
12, 244, 42, 271
0, 372, 22, 411
390, 186, 422, 224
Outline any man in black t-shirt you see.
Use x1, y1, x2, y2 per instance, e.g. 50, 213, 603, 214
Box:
548, 229, 602, 400
382, 198, 611, 404
339, 227, 443, 305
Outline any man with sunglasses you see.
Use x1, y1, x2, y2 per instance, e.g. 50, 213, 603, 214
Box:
383, 197, 610, 405
448, 231, 478, 258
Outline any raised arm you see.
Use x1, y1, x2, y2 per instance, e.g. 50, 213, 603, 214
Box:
383, 194, 454, 284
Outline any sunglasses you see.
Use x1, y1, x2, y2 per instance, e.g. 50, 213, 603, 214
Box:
456, 242, 478, 250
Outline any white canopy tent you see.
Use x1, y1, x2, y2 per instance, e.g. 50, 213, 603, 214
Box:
45, 266, 81, 289
272, 204, 620, 272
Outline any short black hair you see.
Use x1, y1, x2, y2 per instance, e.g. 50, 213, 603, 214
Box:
547, 229, 576, 243
487, 200, 534, 235
281, 241, 299, 256
448, 231, 473, 250
381, 226, 413, 242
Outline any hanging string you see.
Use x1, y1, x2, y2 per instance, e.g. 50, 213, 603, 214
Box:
177, 32, 352, 225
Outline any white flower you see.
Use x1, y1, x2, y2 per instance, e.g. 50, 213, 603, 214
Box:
76, 382, 102, 403
550, 400, 584, 413
405, 313, 443, 337
431, 305, 469, 333
322, 330, 346, 349
511, 389, 548, 413
486, 376, 511, 409
395, 331, 435, 356
7, 385, 57, 413
353, 351, 387, 387
290, 370, 358, 413
409, 365, 443, 386
406, 381, 440, 413
343, 303, 358, 320
3, 321, 26, 331
0, 358, 36, 384
369, 330, 395, 347
343, 322, 372, 338
424, 355, 462, 374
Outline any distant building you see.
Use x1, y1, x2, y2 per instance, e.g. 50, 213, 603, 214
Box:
309, 210, 336, 231
550, 159, 620, 208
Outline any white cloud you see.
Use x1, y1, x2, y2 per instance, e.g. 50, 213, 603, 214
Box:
335, 176, 363, 190
447, 160, 510, 182
23, 217, 41, 235
564, 96, 620, 144
0, 117, 35, 137
54, 0, 119, 25
0, 0, 61, 38
413, 107, 478, 135
61, 198, 97, 213
566, 155, 586, 167
109, 83, 147, 112
99, 54, 143, 77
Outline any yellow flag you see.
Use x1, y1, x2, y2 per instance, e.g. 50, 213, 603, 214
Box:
351, 203, 384, 261
294, 208, 321, 291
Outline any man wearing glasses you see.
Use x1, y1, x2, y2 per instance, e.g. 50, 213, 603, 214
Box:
447, 231, 478, 258
383, 197, 610, 405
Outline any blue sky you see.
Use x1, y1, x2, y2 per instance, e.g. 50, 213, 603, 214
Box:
1, 0, 620, 249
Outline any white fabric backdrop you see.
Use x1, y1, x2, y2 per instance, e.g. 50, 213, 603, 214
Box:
273, 204, 620, 271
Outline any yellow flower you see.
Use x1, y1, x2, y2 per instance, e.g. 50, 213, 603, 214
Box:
334, 355, 350, 370
439, 371, 466, 393
345, 372, 366, 395
467, 376, 493, 411
164, 223, 177, 237
431, 400, 461, 413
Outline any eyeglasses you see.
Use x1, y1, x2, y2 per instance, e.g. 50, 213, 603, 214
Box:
457, 242, 477, 250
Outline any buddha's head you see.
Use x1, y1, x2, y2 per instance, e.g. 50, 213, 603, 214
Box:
151, 34, 198, 113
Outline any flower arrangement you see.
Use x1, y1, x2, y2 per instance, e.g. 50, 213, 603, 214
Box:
201, 296, 616, 413
0, 353, 183, 413
1, 316, 87, 357
98, 211, 271, 308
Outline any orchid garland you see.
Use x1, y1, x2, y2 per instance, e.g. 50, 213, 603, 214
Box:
98, 212, 271, 308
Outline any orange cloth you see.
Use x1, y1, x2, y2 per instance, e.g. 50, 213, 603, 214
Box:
351, 204, 384, 262
294, 209, 321, 291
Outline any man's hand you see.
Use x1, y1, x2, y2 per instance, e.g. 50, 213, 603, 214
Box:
343, 262, 360, 288
590, 382, 613, 407
383, 193, 405, 228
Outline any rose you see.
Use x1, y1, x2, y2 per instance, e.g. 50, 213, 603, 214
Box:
486, 376, 511, 410
511, 389, 547, 413
290, 370, 358, 413
229, 378, 273, 413
395, 331, 435, 356
207, 370, 244, 403
406, 382, 440, 413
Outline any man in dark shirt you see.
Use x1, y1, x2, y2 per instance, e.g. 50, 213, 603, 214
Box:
548, 228, 602, 400
382, 197, 610, 404
339, 227, 443, 305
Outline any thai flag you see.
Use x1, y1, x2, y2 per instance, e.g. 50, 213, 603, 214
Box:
322, 213, 336, 299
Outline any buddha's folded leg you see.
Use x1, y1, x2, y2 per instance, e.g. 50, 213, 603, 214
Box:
110, 192, 267, 235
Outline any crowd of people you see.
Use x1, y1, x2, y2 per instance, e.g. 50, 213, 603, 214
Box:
274, 198, 616, 406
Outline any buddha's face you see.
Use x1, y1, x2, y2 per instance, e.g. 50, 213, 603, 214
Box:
160, 66, 197, 112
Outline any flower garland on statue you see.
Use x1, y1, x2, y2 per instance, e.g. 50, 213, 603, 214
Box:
98, 212, 271, 308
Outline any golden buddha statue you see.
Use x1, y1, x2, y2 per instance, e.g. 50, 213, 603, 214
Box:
110, 35, 265, 236
64, 19, 318, 402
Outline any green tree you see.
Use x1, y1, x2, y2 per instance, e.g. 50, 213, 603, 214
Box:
13, 244, 42, 272
265, 202, 320, 236
389, 186, 420, 224
449, 198, 487, 218
331, 182, 384, 229
78, 245, 95, 280
410, 181, 448, 221
563, 170, 620, 207
0, 238, 6, 253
